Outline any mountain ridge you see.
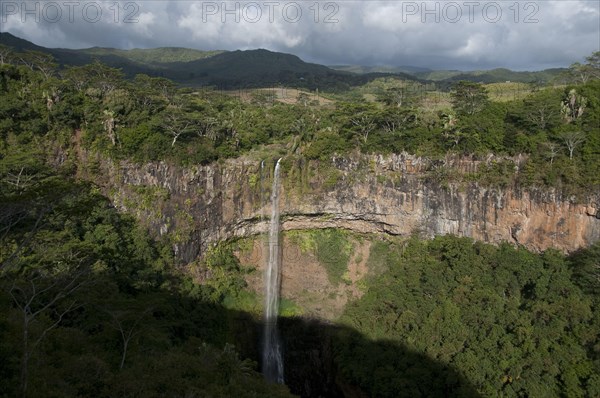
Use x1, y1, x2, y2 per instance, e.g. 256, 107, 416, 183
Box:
0, 32, 566, 88
0, 32, 421, 89
331, 63, 567, 84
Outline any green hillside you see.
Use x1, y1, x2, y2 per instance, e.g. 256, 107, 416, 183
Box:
329, 62, 567, 85
80, 46, 224, 65
415, 67, 567, 84
0, 32, 419, 90
330, 64, 432, 75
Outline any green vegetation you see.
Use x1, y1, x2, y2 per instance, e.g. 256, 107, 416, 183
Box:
365, 239, 395, 277
82, 46, 224, 65
337, 235, 600, 397
330, 65, 568, 85
314, 229, 353, 285
287, 229, 353, 285
0, 40, 598, 196
450, 81, 490, 115
1, 35, 599, 397
0, 157, 293, 397
414, 67, 568, 85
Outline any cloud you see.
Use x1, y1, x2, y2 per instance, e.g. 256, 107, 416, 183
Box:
1, 0, 598, 70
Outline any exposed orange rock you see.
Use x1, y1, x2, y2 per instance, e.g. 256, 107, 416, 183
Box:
95, 153, 599, 264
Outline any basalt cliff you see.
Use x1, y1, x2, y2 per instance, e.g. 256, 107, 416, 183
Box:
79, 152, 600, 265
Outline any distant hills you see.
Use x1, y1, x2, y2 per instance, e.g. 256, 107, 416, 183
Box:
329, 65, 433, 75
331, 64, 567, 85
1, 32, 567, 89
414, 67, 567, 84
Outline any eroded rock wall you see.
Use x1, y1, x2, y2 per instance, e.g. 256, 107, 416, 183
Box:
93, 153, 600, 263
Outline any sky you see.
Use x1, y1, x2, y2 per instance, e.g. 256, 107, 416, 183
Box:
1, 0, 599, 70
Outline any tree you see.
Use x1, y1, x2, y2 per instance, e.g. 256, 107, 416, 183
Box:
378, 86, 419, 108
76, 60, 125, 98
291, 116, 315, 147
162, 108, 200, 147
521, 89, 562, 131
377, 107, 418, 135
560, 131, 585, 159
102, 110, 117, 146
568, 51, 600, 83
62, 65, 93, 92
338, 236, 596, 398
450, 81, 489, 116
337, 102, 379, 145
132, 74, 176, 110
0, 155, 83, 271
544, 142, 560, 164
0, 44, 13, 65
351, 114, 376, 143
569, 243, 600, 296
105, 304, 153, 370
440, 112, 465, 148
585, 51, 600, 78
198, 116, 219, 141
8, 263, 90, 397
18, 51, 57, 81
561, 89, 587, 123
569, 62, 593, 84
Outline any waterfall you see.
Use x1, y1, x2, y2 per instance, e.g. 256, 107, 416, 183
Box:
262, 158, 284, 383
260, 160, 265, 221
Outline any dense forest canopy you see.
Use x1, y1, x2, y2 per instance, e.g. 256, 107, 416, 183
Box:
0, 44, 598, 195
0, 41, 599, 397
337, 236, 600, 397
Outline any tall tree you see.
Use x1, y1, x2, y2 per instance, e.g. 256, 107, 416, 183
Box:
350, 114, 376, 143
0, 44, 14, 65
521, 89, 562, 131
102, 110, 117, 146
105, 303, 153, 370
450, 81, 489, 116
560, 130, 586, 159
568, 51, 600, 83
161, 108, 200, 147
8, 265, 90, 398
378, 84, 421, 109
18, 51, 57, 81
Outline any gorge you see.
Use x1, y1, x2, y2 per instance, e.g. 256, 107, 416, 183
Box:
1, 34, 599, 398
77, 151, 600, 395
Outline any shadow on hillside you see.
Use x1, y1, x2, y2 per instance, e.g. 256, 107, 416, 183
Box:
278, 317, 480, 398
223, 309, 481, 398
0, 280, 481, 398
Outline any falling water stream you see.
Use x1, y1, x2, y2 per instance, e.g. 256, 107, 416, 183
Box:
262, 158, 284, 383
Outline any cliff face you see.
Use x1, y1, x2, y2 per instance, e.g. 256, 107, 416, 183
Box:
92, 153, 600, 263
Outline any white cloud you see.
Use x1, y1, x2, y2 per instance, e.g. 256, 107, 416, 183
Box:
1, 0, 598, 69
131, 11, 156, 38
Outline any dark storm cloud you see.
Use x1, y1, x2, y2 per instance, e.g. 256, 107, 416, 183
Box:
1, 0, 599, 70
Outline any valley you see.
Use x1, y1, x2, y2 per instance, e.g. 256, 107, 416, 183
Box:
0, 32, 599, 398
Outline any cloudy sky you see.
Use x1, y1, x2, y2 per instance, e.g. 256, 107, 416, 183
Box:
1, 0, 599, 70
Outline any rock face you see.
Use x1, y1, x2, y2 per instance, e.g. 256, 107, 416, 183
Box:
95, 153, 600, 263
